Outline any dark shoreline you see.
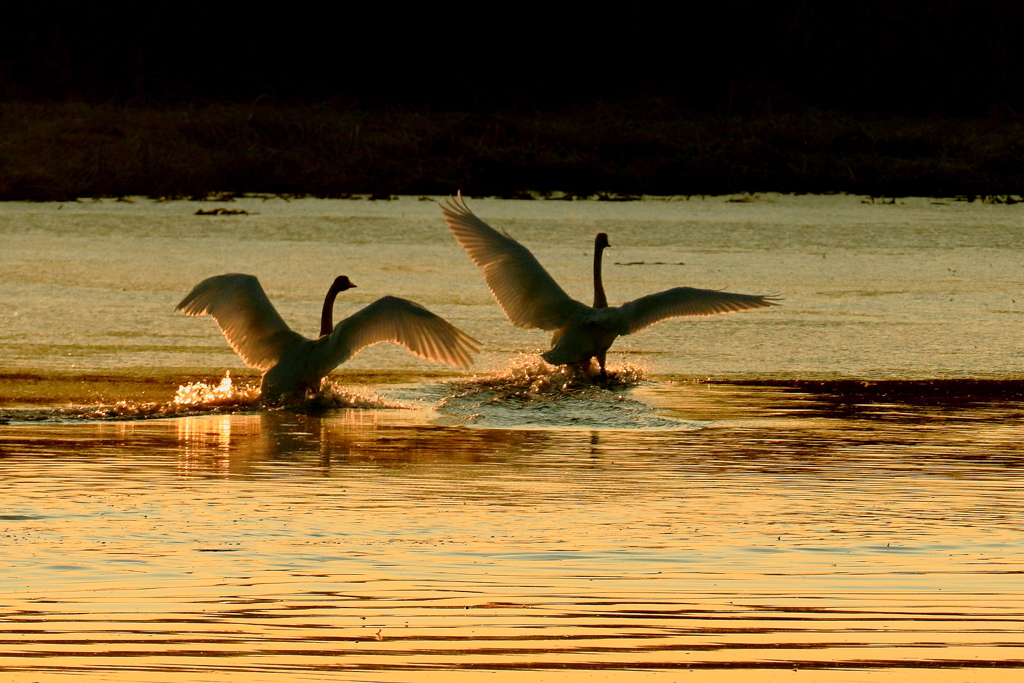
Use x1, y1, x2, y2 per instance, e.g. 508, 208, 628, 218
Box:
731, 379, 1024, 406
3, 102, 1023, 202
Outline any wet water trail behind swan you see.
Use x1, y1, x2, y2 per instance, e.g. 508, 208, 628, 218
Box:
433, 356, 690, 429
0, 372, 407, 424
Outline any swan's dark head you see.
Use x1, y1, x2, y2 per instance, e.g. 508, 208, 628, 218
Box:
331, 275, 357, 291
595, 233, 610, 250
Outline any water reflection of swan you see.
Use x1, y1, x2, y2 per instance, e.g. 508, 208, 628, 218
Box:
177, 273, 480, 400
441, 195, 778, 377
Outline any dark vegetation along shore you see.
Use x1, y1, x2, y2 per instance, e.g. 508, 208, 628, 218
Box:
2, 1, 1023, 199
4, 102, 1023, 201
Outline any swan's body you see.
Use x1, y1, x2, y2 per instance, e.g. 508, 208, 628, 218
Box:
177, 273, 480, 399
440, 195, 778, 376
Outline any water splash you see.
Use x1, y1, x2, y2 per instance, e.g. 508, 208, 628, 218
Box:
0, 372, 407, 424
303, 379, 407, 411
173, 371, 259, 407
467, 355, 645, 395
436, 355, 690, 430
71, 372, 260, 421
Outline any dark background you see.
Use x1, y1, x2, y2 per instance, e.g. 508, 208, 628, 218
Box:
1, 1, 1022, 199
3, 0, 1021, 114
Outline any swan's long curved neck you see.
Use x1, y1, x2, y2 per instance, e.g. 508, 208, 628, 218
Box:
320, 285, 342, 337
593, 233, 609, 309
320, 276, 357, 336
319, 277, 357, 337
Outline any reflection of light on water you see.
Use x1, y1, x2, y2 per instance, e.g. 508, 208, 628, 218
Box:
177, 415, 229, 472
175, 414, 263, 473
327, 407, 382, 431
6, 380, 1024, 671
171, 410, 396, 470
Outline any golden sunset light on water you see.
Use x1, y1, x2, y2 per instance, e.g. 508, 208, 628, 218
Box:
3, 196, 1024, 679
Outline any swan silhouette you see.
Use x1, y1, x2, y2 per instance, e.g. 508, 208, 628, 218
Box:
177, 273, 480, 399
440, 195, 778, 377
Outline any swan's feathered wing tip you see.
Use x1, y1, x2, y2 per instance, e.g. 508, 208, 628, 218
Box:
440, 192, 512, 237
176, 272, 253, 315
617, 287, 780, 336
175, 273, 304, 372
438, 194, 584, 331
325, 296, 481, 370
439, 192, 471, 218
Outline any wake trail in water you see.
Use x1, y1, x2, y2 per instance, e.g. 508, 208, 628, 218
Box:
0, 372, 406, 424
434, 355, 695, 430
5, 360, 706, 429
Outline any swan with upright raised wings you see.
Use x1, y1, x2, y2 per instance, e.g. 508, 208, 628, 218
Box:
177, 273, 480, 399
440, 195, 778, 376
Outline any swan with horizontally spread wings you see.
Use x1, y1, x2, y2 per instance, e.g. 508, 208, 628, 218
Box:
440, 194, 778, 377
177, 274, 480, 400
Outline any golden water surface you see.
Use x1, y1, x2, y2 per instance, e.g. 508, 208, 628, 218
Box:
2, 381, 1024, 681
1, 195, 1023, 680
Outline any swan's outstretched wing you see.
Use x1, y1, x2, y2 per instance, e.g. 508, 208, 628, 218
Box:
616, 287, 779, 335
440, 194, 588, 330
318, 296, 481, 371
176, 273, 306, 371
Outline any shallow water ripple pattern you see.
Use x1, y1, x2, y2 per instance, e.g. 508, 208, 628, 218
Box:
2, 386, 1024, 681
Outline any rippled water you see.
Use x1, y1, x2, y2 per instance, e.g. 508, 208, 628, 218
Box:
1, 195, 1023, 680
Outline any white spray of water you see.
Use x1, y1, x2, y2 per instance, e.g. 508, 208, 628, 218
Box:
433, 355, 686, 429
173, 371, 260, 407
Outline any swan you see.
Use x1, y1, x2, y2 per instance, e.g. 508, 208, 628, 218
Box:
440, 195, 778, 377
176, 273, 480, 399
